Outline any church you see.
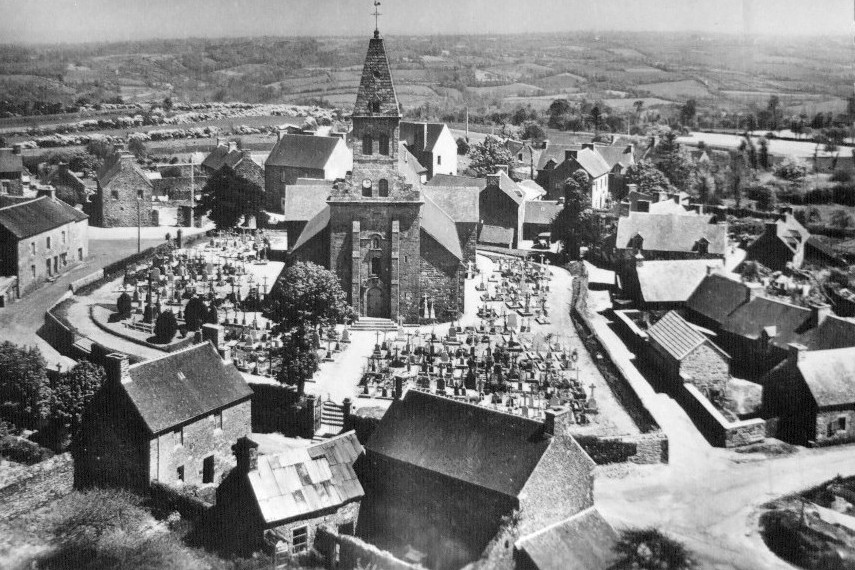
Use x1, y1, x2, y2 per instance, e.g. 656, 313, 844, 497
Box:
289, 27, 478, 323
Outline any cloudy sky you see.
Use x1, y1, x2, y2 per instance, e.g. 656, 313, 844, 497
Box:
0, 0, 851, 44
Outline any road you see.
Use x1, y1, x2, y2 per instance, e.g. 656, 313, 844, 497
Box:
587, 305, 855, 570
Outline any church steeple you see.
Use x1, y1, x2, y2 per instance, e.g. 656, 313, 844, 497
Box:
352, 32, 400, 119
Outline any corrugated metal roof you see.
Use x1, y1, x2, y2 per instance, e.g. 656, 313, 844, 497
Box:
647, 310, 709, 361
0, 196, 88, 239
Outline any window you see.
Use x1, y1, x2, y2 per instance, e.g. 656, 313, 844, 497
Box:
338, 522, 354, 536
371, 237, 381, 250
176, 465, 185, 482
378, 178, 389, 197
137, 189, 144, 200
362, 135, 373, 155
61, 231, 66, 245
437, 155, 442, 165
78, 248, 83, 261
46, 259, 52, 277
60, 253, 67, 267
30, 265, 36, 280
202, 455, 215, 484
214, 411, 223, 430
292, 527, 308, 553
362, 183, 372, 198
370, 257, 381, 276
175, 427, 184, 446
111, 190, 119, 200
46, 236, 51, 250
839, 417, 847, 432
378, 134, 389, 155
30, 242, 35, 255
280, 171, 287, 183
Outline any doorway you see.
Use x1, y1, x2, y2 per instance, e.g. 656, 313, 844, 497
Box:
366, 287, 385, 317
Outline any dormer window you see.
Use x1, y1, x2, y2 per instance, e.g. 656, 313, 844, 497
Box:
696, 237, 709, 255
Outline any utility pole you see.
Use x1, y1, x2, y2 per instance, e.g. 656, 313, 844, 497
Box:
189, 155, 195, 229
136, 193, 141, 253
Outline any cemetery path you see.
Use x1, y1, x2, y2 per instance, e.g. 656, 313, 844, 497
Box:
590, 307, 855, 570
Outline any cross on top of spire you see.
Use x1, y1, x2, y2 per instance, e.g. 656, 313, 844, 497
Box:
372, 1, 382, 38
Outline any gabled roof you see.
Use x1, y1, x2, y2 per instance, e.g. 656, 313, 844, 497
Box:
524, 201, 562, 226
421, 194, 462, 259
365, 390, 552, 497
400, 122, 447, 153
266, 134, 342, 170
635, 259, 724, 304
422, 185, 479, 223
806, 236, 843, 264
648, 310, 711, 361
479, 224, 515, 247
537, 144, 581, 171
353, 36, 400, 117
570, 148, 611, 179
0, 196, 88, 239
426, 173, 485, 189
248, 431, 364, 525
518, 179, 547, 201
398, 142, 427, 186
281, 184, 332, 222
202, 145, 245, 171
686, 273, 752, 323
97, 153, 152, 189
492, 171, 525, 204
291, 205, 330, 252
615, 212, 727, 254
797, 315, 855, 351
0, 148, 24, 174
122, 342, 253, 435
515, 507, 619, 570
597, 145, 634, 170
792, 347, 855, 408
721, 297, 811, 345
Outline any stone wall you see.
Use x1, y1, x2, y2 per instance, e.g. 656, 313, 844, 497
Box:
814, 409, 855, 446
248, 383, 320, 438
316, 526, 421, 570
0, 453, 74, 520
268, 501, 360, 556
15, 217, 88, 297
98, 162, 154, 228
679, 343, 730, 395
419, 232, 464, 322
678, 383, 765, 448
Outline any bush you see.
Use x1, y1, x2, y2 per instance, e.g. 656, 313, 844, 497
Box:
612, 527, 695, 569
116, 292, 132, 317
0, 434, 54, 464
774, 156, 808, 182
830, 169, 852, 183
183, 296, 205, 331
832, 183, 855, 207
154, 310, 178, 343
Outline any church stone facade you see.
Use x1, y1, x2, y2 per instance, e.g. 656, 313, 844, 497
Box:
290, 31, 476, 323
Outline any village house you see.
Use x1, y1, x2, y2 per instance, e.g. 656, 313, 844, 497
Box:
762, 344, 855, 446
522, 200, 563, 243
90, 151, 155, 227
646, 310, 730, 397
356, 390, 611, 570
744, 208, 845, 270
265, 133, 351, 211
622, 258, 725, 309
538, 146, 611, 208
288, 30, 478, 323
399, 121, 458, 180
41, 162, 93, 206
77, 343, 253, 489
201, 139, 265, 189
0, 192, 88, 300
214, 432, 364, 555
0, 146, 26, 195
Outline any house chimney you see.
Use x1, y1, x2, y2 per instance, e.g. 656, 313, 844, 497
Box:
626, 183, 638, 195
495, 164, 509, 175
657, 191, 669, 203
764, 220, 778, 235
634, 251, 645, 266
233, 436, 259, 474
636, 199, 650, 213
11, 144, 22, 155
787, 343, 807, 366
625, 144, 633, 154
544, 406, 574, 436
745, 281, 764, 302
810, 302, 831, 328
564, 149, 578, 161
216, 137, 225, 147
58, 162, 70, 175
36, 186, 56, 201
202, 323, 223, 349
277, 129, 283, 142
486, 172, 501, 188
582, 143, 595, 151
228, 141, 238, 153
104, 352, 132, 385
240, 148, 252, 160
706, 264, 717, 276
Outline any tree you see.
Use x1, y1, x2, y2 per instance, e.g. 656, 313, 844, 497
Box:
0, 342, 51, 430
521, 121, 545, 141
277, 328, 320, 395
548, 99, 572, 118
679, 99, 697, 128
265, 262, 354, 334
695, 173, 713, 204
467, 136, 514, 177
758, 137, 770, 170
831, 209, 853, 229
197, 165, 265, 229
456, 137, 470, 156
611, 527, 695, 570
162, 96, 173, 111
588, 105, 602, 133
127, 138, 146, 160
767, 95, 781, 130
205, 303, 219, 325
550, 171, 601, 259
774, 156, 808, 189
624, 160, 672, 195
154, 310, 178, 343
183, 296, 206, 331
51, 361, 104, 441
116, 292, 132, 317
754, 186, 776, 211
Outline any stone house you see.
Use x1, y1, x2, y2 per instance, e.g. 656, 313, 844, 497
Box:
42, 162, 92, 206
399, 121, 457, 180
0, 193, 88, 299
201, 140, 264, 189
91, 152, 155, 227
522, 200, 562, 242
214, 432, 364, 554
77, 343, 253, 489
622, 258, 724, 309
744, 210, 810, 271
356, 390, 605, 570
265, 133, 351, 212
762, 344, 855, 446
538, 146, 611, 208
646, 310, 730, 396
0, 146, 25, 195
288, 31, 477, 323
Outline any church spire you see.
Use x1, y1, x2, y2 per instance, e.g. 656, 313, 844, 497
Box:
352, 24, 400, 118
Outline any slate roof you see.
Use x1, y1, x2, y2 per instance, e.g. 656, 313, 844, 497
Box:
493, 171, 525, 204
122, 343, 253, 434
249, 431, 364, 525
479, 224, 515, 247
422, 194, 463, 259
572, 148, 611, 179
0, 148, 24, 173
291, 205, 330, 252
635, 259, 724, 304
797, 316, 855, 351
806, 236, 844, 264
353, 36, 400, 117
0, 196, 88, 239
398, 142, 427, 186
721, 297, 811, 345
266, 134, 342, 170
648, 310, 710, 361
425, 174, 485, 188
537, 144, 580, 171
597, 145, 634, 170
518, 179, 546, 201
793, 347, 855, 408
686, 273, 752, 323
97, 153, 152, 188
202, 145, 244, 171
524, 201, 562, 226
422, 185, 479, 223
365, 390, 552, 497
281, 184, 332, 222
615, 212, 727, 254
515, 507, 619, 570
400, 122, 446, 153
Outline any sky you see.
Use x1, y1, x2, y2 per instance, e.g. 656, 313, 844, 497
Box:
0, 0, 852, 44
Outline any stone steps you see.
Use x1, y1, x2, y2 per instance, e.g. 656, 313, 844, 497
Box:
350, 317, 398, 331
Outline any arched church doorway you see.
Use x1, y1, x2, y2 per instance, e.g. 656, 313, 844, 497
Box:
366, 287, 386, 318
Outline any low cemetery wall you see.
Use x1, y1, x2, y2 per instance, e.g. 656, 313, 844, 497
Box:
676, 384, 766, 448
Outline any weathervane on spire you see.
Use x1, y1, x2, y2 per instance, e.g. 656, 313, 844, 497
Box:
372, 1, 382, 37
